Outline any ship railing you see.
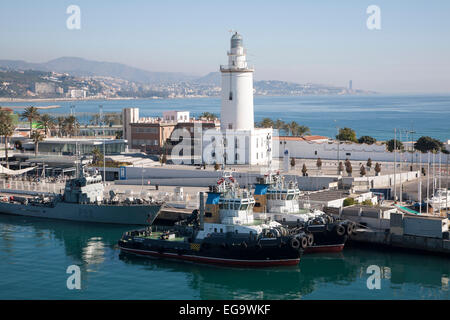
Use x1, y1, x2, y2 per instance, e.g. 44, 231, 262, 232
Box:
0, 179, 65, 195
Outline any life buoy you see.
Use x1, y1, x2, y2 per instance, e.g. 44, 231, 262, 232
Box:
335, 224, 346, 236
290, 238, 300, 249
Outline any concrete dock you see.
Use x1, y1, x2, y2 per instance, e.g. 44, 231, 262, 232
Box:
349, 228, 450, 255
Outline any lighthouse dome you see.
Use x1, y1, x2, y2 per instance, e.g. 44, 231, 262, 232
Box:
230, 32, 243, 48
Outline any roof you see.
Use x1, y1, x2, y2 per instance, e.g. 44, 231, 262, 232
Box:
274, 135, 329, 142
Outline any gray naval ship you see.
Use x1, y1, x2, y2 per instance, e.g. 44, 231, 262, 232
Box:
0, 169, 164, 225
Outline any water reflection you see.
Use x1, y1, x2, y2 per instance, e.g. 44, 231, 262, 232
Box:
0, 214, 448, 299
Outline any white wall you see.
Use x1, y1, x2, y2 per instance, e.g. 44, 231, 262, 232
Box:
276, 139, 438, 163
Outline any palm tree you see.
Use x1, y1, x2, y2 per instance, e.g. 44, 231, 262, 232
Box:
258, 118, 274, 128
63, 115, 80, 137
20, 106, 40, 136
56, 116, 65, 137
284, 121, 299, 136
273, 119, 285, 134
0, 109, 16, 168
297, 125, 311, 137
30, 130, 44, 156
37, 114, 56, 137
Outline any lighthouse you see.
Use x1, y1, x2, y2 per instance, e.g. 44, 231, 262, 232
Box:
220, 32, 254, 131
203, 32, 273, 166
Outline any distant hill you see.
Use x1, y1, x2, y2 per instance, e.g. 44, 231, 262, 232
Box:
0, 57, 196, 84
192, 72, 221, 86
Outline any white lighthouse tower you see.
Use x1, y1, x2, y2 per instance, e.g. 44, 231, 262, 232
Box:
220, 32, 254, 131
203, 32, 273, 166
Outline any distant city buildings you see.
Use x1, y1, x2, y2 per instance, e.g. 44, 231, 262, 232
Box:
69, 89, 87, 99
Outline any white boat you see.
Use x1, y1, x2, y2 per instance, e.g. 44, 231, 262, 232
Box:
426, 189, 450, 209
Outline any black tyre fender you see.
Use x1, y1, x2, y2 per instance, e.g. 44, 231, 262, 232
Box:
307, 233, 314, 246
290, 238, 300, 250
335, 224, 346, 236
346, 223, 353, 235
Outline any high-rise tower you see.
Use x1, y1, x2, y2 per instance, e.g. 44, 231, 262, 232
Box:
220, 32, 254, 131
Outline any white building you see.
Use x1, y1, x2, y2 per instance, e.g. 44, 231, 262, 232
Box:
163, 111, 189, 123
69, 89, 87, 99
203, 32, 272, 166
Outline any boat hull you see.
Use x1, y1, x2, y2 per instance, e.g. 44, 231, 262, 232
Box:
119, 246, 300, 267
119, 232, 302, 268
305, 243, 345, 253
0, 201, 162, 225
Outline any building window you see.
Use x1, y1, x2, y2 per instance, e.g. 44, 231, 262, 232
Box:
229, 92, 233, 100
228, 124, 232, 129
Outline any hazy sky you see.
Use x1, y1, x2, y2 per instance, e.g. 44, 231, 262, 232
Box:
1, 0, 450, 93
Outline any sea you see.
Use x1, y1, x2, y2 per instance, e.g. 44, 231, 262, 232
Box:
1, 94, 449, 141
0, 94, 449, 300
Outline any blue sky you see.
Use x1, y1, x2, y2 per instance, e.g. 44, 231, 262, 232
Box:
1, 0, 450, 93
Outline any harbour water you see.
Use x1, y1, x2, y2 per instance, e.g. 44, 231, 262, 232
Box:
0, 214, 448, 300
2, 94, 449, 141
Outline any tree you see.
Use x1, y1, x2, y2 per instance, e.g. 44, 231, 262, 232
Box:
63, 115, 80, 137
360, 165, 366, 177
297, 125, 311, 137
92, 147, 104, 165
284, 121, 298, 136
0, 109, 16, 168
374, 162, 381, 176
343, 198, 355, 207
258, 118, 274, 128
316, 157, 322, 171
199, 112, 217, 121
366, 158, 372, 169
290, 157, 296, 168
30, 130, 44, 156
56, 116, 65, 137
301, 164, 308, 176
336, 127, 357, 142
386, 139, 403, 152
161, 154, 167, 165
273, 119, 285, 131
358, 136, 376, 145
345, 161, 353, 176
414, 136, 444, 153
37, 114, 55, 137
20, 106, 40, 136
338, 161, 344, 174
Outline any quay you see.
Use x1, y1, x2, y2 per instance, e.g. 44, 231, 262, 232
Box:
349, 229, 450, 255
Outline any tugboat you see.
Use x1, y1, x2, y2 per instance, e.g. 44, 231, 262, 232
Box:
253, 172, 356, 253
118, 174, 310, 267
0, 166, 163, 225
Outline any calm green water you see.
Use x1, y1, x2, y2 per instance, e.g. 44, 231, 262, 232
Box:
0, 214, 448, 300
